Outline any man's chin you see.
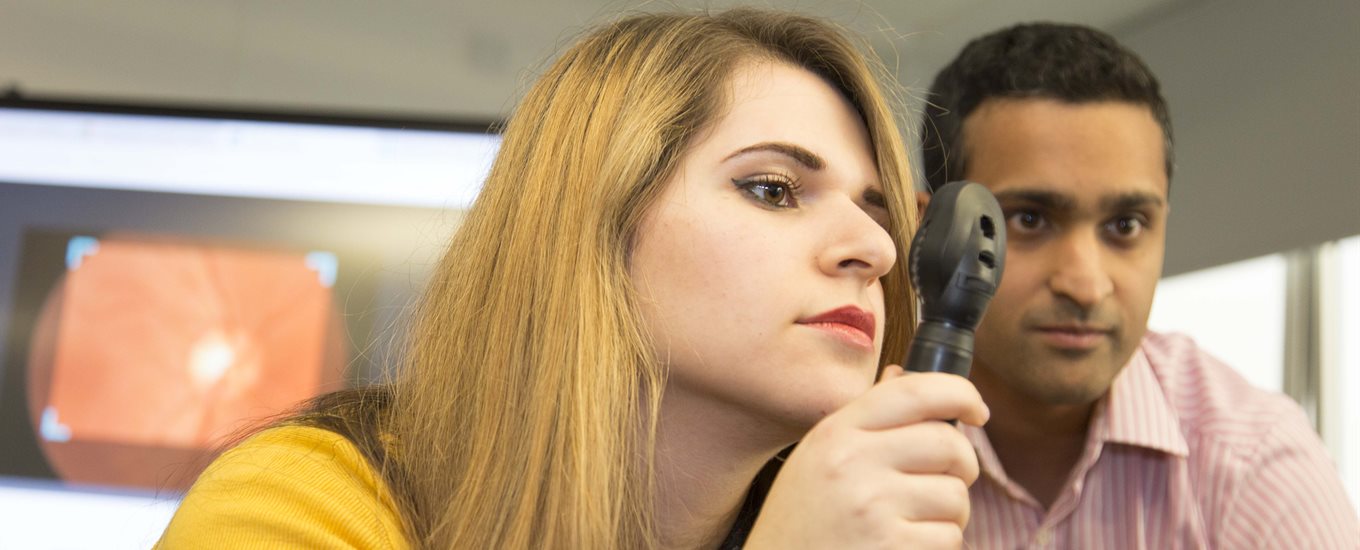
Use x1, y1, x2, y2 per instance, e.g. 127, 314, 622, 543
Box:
1030, 381, 1111, 407
1038, 365, 1125, 406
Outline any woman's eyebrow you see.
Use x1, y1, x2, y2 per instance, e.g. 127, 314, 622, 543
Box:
723, 142, 825, 170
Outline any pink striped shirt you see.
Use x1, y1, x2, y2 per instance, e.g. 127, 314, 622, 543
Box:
963, 331, 1359, 549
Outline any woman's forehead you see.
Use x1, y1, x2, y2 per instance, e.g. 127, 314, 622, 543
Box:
701, 61, 874, 168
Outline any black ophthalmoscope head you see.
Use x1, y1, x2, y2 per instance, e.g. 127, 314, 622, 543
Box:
903, 181, 1006, 377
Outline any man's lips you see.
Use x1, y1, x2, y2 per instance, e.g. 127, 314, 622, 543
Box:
1033, 324, 1113, 350
797, 306, 876, 350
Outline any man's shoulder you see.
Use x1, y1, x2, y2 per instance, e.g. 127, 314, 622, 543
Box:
1136, 332, 1359, 546
1138, 331, 1312, 460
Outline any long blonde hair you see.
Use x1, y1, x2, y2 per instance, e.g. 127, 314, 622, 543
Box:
314, 9, 918, 549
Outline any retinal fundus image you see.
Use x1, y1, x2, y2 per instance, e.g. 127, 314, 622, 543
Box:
19, 233, 346, 491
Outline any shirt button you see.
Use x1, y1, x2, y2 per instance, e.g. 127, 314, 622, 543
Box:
1035, 528, 1052, 545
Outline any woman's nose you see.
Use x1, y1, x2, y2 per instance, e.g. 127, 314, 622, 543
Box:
818, 199, 897, 284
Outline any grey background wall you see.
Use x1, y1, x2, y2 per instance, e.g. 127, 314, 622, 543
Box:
1, 0, 1356, 276
1120, 0, 1360, 274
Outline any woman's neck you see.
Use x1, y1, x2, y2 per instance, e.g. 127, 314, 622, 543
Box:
652, 389, 795, 550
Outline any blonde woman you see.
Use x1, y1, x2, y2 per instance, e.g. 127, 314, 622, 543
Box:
158, 9, 988, 549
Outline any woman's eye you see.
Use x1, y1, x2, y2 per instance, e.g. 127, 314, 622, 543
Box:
733, 176, 799, 208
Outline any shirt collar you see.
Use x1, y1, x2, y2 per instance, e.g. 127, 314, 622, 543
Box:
1100, 347, 1190, 457
964, 343, 1190, 488
963, 421, 1037, 506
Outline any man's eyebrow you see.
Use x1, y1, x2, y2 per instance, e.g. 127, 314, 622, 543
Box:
723, 142, 825, 170
992, 188, 1166, 213
1101, 191, 1165, 211
991, 189, 1074, 211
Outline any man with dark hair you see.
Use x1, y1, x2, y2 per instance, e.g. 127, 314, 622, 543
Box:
919, 22, 1358, 548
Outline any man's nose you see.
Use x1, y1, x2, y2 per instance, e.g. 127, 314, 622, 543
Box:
1047, 229, 1114, 308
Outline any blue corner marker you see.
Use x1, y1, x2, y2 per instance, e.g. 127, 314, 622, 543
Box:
40, 406, 72, 442
305, 251, 338, 288
65, 236, 101, 270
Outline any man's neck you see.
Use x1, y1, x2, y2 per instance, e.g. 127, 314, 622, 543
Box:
972, 372, 1099, 510
652, 389, 793, 550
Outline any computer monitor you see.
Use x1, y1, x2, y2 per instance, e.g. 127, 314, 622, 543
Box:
0, 98, 499, 548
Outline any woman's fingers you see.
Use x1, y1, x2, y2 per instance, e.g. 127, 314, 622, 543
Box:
874, 420, 981, 484
894, 520, 966, 550
744, 369, 986, 549
837, 370, 990, 430
887, 474, 972, 526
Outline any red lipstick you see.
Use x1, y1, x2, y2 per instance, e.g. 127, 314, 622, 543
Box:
797, 306, 876, 350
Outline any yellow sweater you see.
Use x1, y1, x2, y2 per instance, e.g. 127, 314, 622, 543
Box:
156, 425, 409, 549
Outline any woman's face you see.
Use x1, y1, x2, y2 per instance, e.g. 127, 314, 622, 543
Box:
631, 60, 896, 434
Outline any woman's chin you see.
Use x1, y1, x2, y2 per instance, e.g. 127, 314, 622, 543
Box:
774, 378, 873, 432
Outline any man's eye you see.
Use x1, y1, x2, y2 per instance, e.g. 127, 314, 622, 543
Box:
1106, 216, 1146, 239
1006, 210, 1046, 232
733, 176, 800, 208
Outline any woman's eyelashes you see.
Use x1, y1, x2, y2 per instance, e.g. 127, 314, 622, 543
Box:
732, 173, 802, 208
730, 172, 888, 229
862, 189, 886, 210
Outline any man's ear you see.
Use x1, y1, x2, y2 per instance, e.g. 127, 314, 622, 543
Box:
915, 190, 931, 221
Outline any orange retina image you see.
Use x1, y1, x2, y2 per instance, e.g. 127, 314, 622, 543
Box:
26, 234, 346, 491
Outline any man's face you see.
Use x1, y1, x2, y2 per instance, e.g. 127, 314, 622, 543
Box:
962, 98, 1169, 407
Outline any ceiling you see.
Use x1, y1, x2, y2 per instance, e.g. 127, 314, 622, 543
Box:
1, 0, 1199, 120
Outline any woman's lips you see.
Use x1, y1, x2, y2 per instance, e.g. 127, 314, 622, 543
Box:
802, 322, 875, 350
797, 306, 876, 351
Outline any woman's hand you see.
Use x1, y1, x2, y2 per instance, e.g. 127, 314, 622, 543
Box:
743, 367, 989, 549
